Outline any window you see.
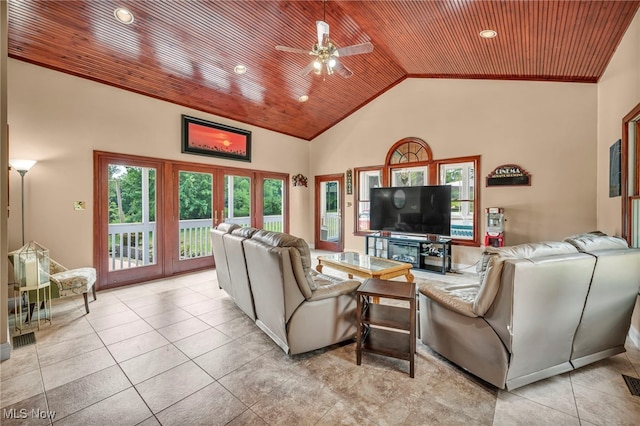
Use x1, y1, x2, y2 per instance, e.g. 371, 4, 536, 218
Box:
390, 166, 429, 187
354, 138, 481, 246
354, 167, 382, 233
437, 158, 478, 243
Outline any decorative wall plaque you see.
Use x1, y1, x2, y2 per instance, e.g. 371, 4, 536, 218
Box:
486, 164, 531, 187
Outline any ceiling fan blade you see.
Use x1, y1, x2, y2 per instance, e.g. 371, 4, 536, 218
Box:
276, 45, 313, 54
317, 20, 330, 47
300, 60, 316, 77
332, 60, 353, 78
335, 42, 374, 57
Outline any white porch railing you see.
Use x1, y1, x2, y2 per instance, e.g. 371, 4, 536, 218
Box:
321, 213, 340, 241
224, 215, 284, 232
108, 215, 285, 270
108, 222, 156, 270
179, 219, 214, 260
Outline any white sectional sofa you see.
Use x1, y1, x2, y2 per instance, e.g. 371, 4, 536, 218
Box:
418, 233, 640, 390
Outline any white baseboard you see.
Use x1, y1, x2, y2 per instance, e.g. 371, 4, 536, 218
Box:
629, 325, 640, 349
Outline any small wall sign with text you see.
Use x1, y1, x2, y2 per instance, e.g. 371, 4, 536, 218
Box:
486, 164, 531, 187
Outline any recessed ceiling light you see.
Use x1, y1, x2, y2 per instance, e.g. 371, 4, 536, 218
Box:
479, 29, 497, 39
298, 95, 309, 102
114, 7, 134, 25
234, 65, 247, 75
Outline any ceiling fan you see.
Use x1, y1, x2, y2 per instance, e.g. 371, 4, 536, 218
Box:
275, 0, 373, 78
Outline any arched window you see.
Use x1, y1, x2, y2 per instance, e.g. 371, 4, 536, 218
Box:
385, 138, 434, 187
386, 137, 433, 164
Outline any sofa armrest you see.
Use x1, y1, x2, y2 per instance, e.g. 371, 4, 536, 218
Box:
418, 280, 479, 318
308, 273, 361, 301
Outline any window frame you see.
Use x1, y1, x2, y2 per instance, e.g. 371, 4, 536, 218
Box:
353, 138, 481, 247
353, 165, 383, 235
435, 155, 481, 247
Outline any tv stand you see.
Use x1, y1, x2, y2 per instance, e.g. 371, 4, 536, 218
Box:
365, 234, 452, 275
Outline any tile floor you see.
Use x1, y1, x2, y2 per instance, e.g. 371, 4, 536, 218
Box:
1, 266, 640, 425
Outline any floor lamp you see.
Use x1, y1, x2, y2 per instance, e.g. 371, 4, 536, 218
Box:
9, 159, 37, 246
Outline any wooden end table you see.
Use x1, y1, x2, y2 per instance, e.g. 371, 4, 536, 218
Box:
356, 278, 416, 378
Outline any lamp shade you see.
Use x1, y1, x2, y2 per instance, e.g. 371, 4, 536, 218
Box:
9, 159, 37, 172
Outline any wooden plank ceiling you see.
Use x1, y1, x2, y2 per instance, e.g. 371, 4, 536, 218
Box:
8, 1, 640, 141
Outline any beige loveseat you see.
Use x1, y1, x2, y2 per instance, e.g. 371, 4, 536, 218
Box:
211, 224, 361, 355
419, 233, 640, 390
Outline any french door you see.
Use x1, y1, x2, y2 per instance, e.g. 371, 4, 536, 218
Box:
95, 151, 288, 289
315, 174, 344, 252
171, 164, 217, 274
95, 153, 165, 289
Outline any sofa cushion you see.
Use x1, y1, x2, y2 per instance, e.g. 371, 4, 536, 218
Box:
419, 280, 479, 317
476, 251, 494, 284
308, 270, 361, 301
251, 230, 317, 292
564, 232, 629, 252
216, 222, 240, 233
473, 241, 578, 316
231, 226, 259, 238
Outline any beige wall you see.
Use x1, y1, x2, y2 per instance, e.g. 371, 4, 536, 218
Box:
7, 59, 310, 268
597, 8, 640, 344
311, 78, 598, 266
597, 8, 640, 236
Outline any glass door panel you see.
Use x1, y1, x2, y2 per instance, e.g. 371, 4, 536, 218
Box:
178, 171, 213, 260
263, 178, 284, 232
315, 175, 343, 251
108, 164, 157, 270
224, 174, 252, 227
172, 166, 216, 274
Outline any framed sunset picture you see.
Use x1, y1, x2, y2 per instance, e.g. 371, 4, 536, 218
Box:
181, 115, 251, 162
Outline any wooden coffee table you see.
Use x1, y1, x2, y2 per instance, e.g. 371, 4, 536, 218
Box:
316, 252, 414, 303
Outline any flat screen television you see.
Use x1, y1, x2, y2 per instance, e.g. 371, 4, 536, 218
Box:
369, 185, 452, 236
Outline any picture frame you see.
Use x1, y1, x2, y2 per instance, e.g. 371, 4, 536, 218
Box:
181, 115, 251, 162
609, 139, 621, 197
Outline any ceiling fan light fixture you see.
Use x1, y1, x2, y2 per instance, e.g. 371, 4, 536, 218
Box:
328, 57, 336, 67
234, 65, 247, 75
313, 60, 322, 70
479, 29, 497, 39
114, 7, 134, 25
325, 63, 333, 75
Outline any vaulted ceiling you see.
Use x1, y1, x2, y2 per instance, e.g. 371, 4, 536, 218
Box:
7, 1, 640, 140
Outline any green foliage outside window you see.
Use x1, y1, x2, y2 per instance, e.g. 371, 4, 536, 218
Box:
109, 167, 284, 224
108, 165, 156, 224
